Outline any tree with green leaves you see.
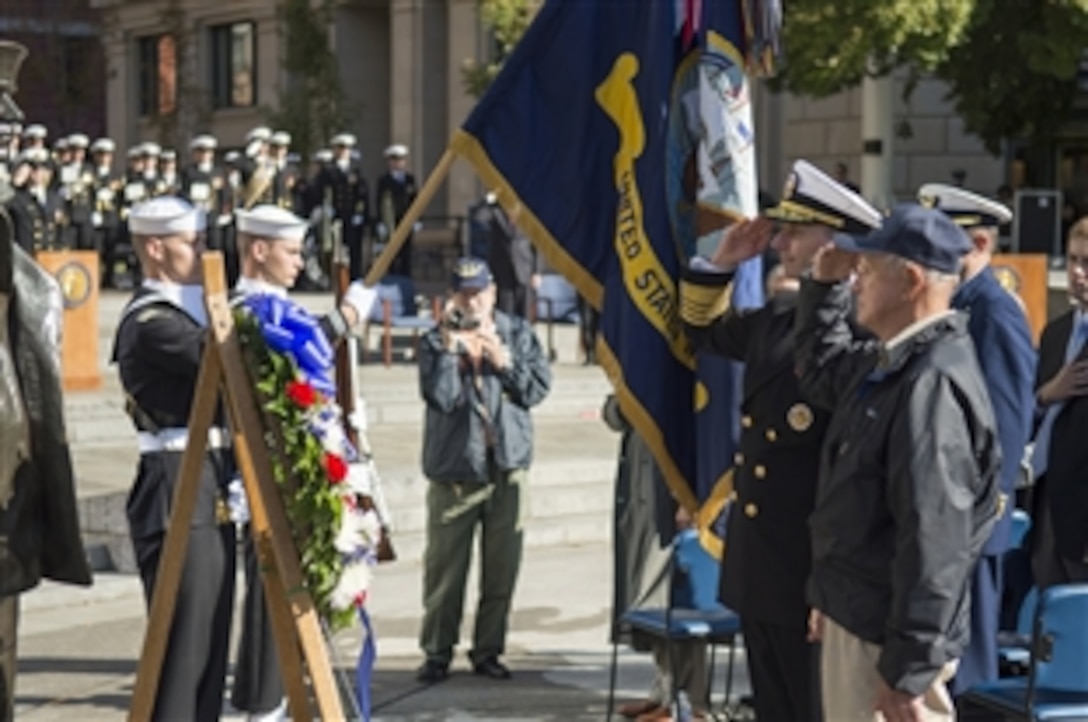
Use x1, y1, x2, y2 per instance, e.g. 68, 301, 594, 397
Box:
936, 0, 1088, 154
461, 0, 542, 99
267, 0, 348, 161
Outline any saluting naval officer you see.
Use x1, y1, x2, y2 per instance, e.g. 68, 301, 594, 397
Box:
230, 204, 377, 721
919, 184, 1036, 697
680, 160, 882, 722
112, 197, 237, 721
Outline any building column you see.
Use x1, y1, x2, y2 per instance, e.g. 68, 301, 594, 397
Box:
390, 0, 423, 175
860, 71, 895, 209
102, 19, 132, 157
446, 0, 478, 224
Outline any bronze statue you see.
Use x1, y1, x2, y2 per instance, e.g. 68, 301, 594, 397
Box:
0, 39, 91, 722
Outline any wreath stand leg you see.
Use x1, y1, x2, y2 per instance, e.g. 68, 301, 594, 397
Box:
128, 252, 346, 722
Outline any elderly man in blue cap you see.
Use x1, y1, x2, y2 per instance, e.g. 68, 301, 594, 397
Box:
415, 257, 551, 684
795, 205, 1001, 722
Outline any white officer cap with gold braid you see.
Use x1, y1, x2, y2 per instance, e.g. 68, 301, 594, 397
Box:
245, 126, 272, 144
384, 144, 408, 158
129, 197, 206, 236
190, 135, 217, 151
67, 133, 89, 149
235, 205, 308, 243
331, 133, 356, 148
270, 131, 291, 147
918, 183, 1012, 229
764, 160, 882, 234
91, 138, 115, 154
23, 123, 46, 139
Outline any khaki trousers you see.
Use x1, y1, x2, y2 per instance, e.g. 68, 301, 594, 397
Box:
822, 617, 957, 722
0, 595, 17, 722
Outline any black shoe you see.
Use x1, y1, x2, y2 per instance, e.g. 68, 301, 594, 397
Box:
415, 659, 449, 684
472, 656, 512, 680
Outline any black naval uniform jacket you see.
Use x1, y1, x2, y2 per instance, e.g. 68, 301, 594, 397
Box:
7, 187, 64, 253
316, 160, 370, 225
794, 278, 1000, 696
179, 164, 228, 220
112, 287, 232, 540
683, 280, 828, 629
376, 170, 417, 228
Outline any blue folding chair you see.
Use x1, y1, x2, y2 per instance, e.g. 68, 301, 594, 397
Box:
363, 274, 436, 366
963, 583, 1088, 720
606, 528, 742, 719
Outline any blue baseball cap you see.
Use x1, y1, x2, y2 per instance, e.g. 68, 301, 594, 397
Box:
834, 204, 972, 275
450, 257, 493, 291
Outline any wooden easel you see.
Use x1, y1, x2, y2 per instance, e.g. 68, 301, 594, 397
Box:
128, 252, 344, 721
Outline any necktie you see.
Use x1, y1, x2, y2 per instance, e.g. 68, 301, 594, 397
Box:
1031, 316, 1088, 479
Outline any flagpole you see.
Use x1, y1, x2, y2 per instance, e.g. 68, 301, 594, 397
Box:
363, 148, 458, 287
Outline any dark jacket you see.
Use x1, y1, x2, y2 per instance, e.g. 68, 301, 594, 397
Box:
0, 212, 92, 596
795, 278, 1000, 697
419, 310, 551, 482
952, 267, 1035, 556
315, 161, 369, 223
7, 187, 65, 253
684, 283, 828, 629
1034, 310, 1088, 563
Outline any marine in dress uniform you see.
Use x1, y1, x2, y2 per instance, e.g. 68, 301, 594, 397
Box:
919, 184, 1036, 697
7, 148, 66, 253
315, 134, 369, 280
680, 160, 883, 722
59, 133, 95, 251
90, 138, 124, 282
112, 198, 237, 721
180, 135, 229, 258
229, 205, 377, 722
376, 144, 417, 278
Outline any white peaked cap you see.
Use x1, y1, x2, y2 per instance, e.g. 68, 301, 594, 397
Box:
246, 126, 272, 143
91, 138, 115, 153
67, 133, 89, 148
19, 147, 49, 164
764, 159, 883, 235
141, 142, 162, 157
918, 183, 1013, 228
235, 205, 308, 242
330, 133, 356, 147
190, 135, 217, 150
384, 144, 408, 158
270, 131, 291, 146
129, 197, 207, 236
23, 124, 46, 139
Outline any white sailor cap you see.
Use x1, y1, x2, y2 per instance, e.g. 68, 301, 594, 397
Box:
384, 144, 408, 158
23, 123, 46, 139
235, 205, 308, 242
91, 137, 115, 153
67, 133, 89, 149
313, 149, 333, 163
128, 197, 206, 236
246, 126, 272, 143
764, 160, 882, 235
140, 142, 162, 157
918, 183, 1013, 229
330, 133, 356, 147
18, 147, 49, 165
270, 131, 291, 146
190, 134, 217, 151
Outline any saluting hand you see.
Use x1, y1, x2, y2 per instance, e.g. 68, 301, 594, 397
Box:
811, 243, 857, 283
1038, 359, 1088, 405
709, 217, 775, 269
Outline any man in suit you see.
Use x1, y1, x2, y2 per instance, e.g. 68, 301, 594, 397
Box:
375, 144, 417, 278
314, 134, 369, 280
920, 184, 1036, 697
679, 159, 882, 721
1030, 216, 1088, 588
474, 193, 538, 320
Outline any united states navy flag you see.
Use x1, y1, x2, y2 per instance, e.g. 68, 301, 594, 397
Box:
452, 0, 778, 521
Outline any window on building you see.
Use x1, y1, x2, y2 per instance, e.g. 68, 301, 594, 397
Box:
210, 21, 256, 109
137, 34, 177, 117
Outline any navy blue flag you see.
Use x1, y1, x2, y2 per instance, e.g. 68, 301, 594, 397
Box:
452, 0, 776, 518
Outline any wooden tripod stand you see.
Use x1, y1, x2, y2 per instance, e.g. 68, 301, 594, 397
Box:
128, 252, 345, 721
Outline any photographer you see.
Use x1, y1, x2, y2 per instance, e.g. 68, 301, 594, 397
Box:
416, 257, 551, 684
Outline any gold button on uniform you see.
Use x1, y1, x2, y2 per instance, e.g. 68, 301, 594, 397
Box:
765, 428, 777, 442
744, 503, 758, 518
754, 465, 767, 479
734, 452, 744, 466
741, 415, 753, 428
